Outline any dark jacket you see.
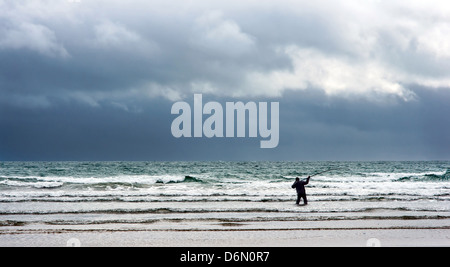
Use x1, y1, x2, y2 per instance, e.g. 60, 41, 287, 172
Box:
292, 177, 310, 195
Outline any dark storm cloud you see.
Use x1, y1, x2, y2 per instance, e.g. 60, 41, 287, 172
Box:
1, 87, 449, 161
0, 98, 175, 160
1, 0, 450, 160
3, 0, 450, 101
278, 88, 450, 160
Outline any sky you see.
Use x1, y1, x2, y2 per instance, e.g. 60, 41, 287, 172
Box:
0, 0, 450, 161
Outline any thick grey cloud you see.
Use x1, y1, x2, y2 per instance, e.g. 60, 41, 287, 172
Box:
2, 0, 449, 103
1, 0, 449, 160
1, 87, 449, 161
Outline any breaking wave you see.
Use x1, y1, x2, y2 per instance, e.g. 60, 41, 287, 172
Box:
1, 161, 449, 232
395, 169, 450, 182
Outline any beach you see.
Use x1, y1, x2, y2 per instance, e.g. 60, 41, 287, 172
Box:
1, 161, 449, 247
1, 213, 449, 247
1, 229, 449, 247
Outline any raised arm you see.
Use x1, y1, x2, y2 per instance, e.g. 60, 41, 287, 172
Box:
304, 176, 311, 185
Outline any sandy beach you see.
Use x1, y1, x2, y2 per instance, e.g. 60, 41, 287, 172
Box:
1, 204, 449, 247
1, 224, 449, 247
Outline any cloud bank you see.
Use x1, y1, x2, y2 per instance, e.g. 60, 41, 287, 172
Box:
1, 0, 450, 108
1, 0, 450, 160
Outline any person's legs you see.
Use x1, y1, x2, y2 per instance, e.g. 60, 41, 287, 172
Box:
300, 194, 307, 205
296, 194, 301, 205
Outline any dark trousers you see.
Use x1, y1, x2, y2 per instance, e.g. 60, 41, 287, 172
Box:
296, 193, 307, 205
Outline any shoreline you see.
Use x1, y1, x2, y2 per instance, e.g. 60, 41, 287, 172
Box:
1, 228, 449, 247
1, 218, 449, 246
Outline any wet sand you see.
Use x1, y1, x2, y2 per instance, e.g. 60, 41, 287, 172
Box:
1, 219, 449, 247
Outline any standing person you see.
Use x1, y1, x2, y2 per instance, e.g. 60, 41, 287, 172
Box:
292, 176, 310, 205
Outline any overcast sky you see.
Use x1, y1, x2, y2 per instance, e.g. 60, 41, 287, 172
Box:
1, 0, 449, 161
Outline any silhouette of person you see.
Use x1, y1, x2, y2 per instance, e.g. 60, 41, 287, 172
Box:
292, 176, 310, 205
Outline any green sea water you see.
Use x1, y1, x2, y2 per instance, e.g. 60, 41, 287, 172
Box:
0, 161, 449, 230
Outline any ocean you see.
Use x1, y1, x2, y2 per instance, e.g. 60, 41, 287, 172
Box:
0, 161, 449, 243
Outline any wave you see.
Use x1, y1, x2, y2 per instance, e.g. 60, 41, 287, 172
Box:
0, 174, 207, 190
1, 205, 446, 216
1, 196, 446, 204
156, 175, 205, 184
395, 169, 450, 182
0, 220, 27, 227
425, 169, 450, 180
4, 213, 450, 229
0, 177, 64, 189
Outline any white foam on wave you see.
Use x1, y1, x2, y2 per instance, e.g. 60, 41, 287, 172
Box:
0, 174, 189, 186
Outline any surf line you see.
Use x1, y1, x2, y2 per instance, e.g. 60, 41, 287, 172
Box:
171, 94, 279, 148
